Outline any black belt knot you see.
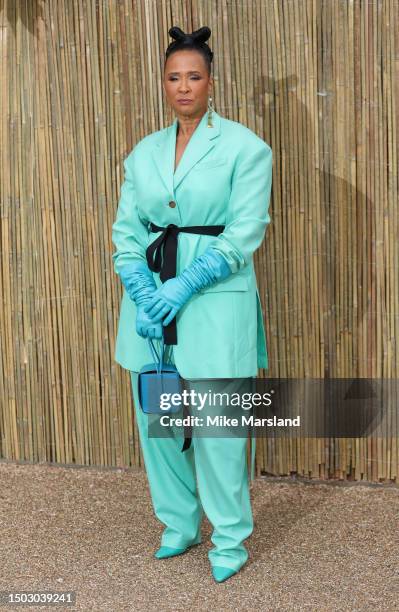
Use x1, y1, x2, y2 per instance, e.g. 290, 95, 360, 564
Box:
146, 223, 181, 283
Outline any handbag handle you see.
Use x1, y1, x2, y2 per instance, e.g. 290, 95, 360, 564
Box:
148, 337, 165, 374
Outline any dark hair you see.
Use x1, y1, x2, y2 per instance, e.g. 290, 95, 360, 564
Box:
164, 26, 213, 75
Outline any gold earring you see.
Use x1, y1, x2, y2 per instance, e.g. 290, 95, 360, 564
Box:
207, 95, 214, 128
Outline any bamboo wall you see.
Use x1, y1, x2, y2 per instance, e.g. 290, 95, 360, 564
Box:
0, 0, 398, 482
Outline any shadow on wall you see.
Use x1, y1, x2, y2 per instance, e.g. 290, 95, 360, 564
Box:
254, 74, 376, 379
0, 0, 45, 35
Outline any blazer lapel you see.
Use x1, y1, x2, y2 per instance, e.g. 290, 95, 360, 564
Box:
151, 109, 221, 194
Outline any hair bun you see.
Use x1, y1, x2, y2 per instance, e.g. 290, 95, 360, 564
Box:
168, 26, 211, 45
168, 26, 187, 42
190, 27, 211, 44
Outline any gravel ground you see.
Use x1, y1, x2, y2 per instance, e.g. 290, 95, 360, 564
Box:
0, 461, 398, 612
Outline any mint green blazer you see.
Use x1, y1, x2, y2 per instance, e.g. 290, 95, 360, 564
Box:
111, 109, 273, 378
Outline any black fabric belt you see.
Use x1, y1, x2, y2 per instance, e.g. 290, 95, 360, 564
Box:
146, 222, 225, 345
146, 221, 225, 454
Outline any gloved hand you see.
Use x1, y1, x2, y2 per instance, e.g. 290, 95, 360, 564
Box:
144, 247, 232, 326
135, 305, 163, 339
118, 261, 163, 339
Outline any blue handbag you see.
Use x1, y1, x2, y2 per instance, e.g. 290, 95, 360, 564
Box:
137, 337, 183, 414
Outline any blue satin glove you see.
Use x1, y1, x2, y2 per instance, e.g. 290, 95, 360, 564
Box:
118, 261, 163, 339
144, 248, 232, 326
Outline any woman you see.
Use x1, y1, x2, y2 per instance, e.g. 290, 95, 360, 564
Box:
111, 26, 273, 583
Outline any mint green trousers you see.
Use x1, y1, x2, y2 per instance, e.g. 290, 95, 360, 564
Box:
130, 357, 256, 572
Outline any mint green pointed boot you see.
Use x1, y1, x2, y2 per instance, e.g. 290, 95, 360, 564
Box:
212, 566, 238, 583
154, 546, 187, 559
154, 540, 201, 559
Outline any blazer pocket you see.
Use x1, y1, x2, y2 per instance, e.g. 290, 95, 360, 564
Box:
194, 157, 228, 171
200, 273, 249, 293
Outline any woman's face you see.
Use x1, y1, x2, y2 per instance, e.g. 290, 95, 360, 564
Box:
163, 49, 213, 120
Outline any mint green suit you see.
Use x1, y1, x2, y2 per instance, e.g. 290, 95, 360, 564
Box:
112, 109, 273, 572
